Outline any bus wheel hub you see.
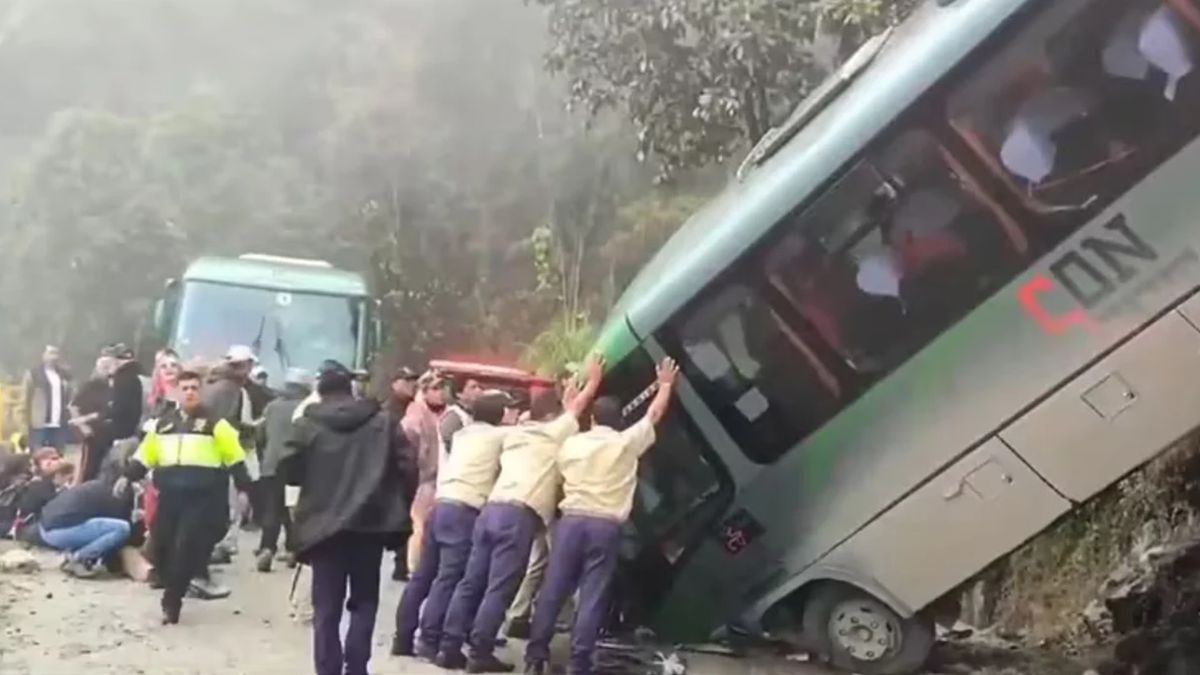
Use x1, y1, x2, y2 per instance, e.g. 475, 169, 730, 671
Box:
829, 599, 900, 661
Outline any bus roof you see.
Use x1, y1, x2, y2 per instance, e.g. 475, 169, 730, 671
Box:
602, 0, 1028, 346
182, 256, 369, 297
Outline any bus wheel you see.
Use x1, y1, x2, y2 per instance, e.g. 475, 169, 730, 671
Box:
801, 583, 934, 675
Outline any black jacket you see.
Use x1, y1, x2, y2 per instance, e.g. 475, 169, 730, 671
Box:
40, 478, 133, 531
109, 361, 144, 440
282, 395, 412, 560
14, 478, 59, 541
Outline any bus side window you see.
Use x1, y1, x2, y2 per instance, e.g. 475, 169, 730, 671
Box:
767, 129, 1021, 377
948, 0, 1200, 233
668, 284, 841, 463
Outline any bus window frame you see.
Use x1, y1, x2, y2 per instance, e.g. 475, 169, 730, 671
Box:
944, 0, 1200, 227
659, 109, 1035, 464
601, 348, 735, 567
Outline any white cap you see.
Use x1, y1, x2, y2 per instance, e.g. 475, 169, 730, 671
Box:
225, 345, 258, 364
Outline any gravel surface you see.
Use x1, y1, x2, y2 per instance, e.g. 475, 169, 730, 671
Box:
0, 533, 841, 675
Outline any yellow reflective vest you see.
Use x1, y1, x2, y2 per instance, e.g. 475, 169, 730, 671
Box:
135, 409, 247, 490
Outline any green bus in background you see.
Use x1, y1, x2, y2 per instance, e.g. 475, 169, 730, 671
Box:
143, 254, 380, 384
593, 0, 1200, 672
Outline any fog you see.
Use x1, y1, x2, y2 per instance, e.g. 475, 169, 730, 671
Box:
0, 0, 663, 372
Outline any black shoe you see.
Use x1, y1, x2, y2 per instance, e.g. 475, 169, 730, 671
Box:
466, 655, 515, 674
256, 549, 273, 573
435, 651, 468, 671
416, 642, 439, 661
161, 600, 181, 625
523, 661, 546, 675
506, 618, 531, 640
391, 636, 415, 657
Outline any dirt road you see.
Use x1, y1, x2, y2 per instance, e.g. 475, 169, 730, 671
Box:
0, 533, 839, 675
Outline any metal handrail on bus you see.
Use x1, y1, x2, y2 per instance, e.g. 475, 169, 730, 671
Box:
736, 27, 895, 182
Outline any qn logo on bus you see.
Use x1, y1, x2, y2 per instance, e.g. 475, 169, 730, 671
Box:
1018, 215, 1157, 335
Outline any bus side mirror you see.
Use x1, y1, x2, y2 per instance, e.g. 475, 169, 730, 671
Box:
152, 299, 166, 333
373, 300, 384, 353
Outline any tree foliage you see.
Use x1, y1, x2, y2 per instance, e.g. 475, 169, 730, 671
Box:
0, 0, 918, 377
530, 0, 918, 179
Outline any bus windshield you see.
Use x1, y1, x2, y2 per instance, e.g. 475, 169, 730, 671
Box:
171, 280, 364, 384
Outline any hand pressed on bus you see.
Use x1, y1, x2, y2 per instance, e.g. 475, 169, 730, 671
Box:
647, 358, 679, 426
564, 353, 605, 419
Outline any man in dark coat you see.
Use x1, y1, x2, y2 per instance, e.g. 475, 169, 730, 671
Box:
203, 345, 266, 560
107, 344, 144, 443
282, 361, 415, 675
253, 367, 311, 572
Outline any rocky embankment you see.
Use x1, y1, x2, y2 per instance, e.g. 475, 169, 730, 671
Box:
930, 437, 1200, 675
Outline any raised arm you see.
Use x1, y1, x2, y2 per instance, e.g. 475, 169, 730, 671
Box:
643, 358, 679, 427
564, 356, 605, 420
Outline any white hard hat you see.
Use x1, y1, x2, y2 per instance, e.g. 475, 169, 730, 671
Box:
225, 345, 258, 364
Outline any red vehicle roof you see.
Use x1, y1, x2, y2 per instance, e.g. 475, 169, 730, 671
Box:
428, 360, 555, 389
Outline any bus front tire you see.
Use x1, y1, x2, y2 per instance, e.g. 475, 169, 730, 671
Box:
801, 583, 934, 675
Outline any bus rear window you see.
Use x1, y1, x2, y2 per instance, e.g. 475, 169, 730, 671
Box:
949, 0, 1200, 231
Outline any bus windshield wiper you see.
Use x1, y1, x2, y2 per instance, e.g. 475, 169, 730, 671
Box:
250, 315, 266, 354
273, 316, 291, 372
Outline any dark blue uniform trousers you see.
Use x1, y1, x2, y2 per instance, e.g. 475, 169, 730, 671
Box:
525, 514, 622, 675
394, 500, 480, 651
310, 532, 385, 675
440, 502, 541, 659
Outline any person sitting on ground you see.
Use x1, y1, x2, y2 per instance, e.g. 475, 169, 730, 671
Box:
0, 452, 33, 537
39, 459, 135, 578
12, 448, 68, 544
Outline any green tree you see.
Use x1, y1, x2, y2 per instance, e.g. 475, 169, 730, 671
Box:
529, 0, 917, 179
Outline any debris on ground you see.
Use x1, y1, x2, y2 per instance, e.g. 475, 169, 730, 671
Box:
0, 549, 39, 573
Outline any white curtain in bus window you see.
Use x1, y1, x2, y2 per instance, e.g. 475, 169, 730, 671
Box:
1141, 6, 1195, 99
951, 0, 1200, 217
683, 341, 732, 381
733, 387, 769, 422
855, 252, 903, 300
1001, 87, 1093, 185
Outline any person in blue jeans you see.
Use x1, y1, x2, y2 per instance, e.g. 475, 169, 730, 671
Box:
38, 469, 134, 578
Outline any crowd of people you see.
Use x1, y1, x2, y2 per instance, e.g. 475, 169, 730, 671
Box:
0, 341, 680, 675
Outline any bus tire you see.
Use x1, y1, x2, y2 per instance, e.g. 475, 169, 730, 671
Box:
801, 582, 934, 675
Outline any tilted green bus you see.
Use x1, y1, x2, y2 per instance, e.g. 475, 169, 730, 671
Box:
143, 254, 380, 384
593, 0, 1200, 672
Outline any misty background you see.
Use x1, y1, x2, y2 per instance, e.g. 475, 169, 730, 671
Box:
0, 0, 910, 376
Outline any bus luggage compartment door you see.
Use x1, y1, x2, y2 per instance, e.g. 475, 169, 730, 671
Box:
821, 437, 1069, 613
1000, 311, 1200, 503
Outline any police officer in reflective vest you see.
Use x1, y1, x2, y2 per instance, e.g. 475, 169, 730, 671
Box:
119, 369, 252, 625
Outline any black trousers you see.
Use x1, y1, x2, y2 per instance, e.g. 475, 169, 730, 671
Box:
257, 475, 292, 553
80, 437, 112, 483
152, 484, 227, 612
